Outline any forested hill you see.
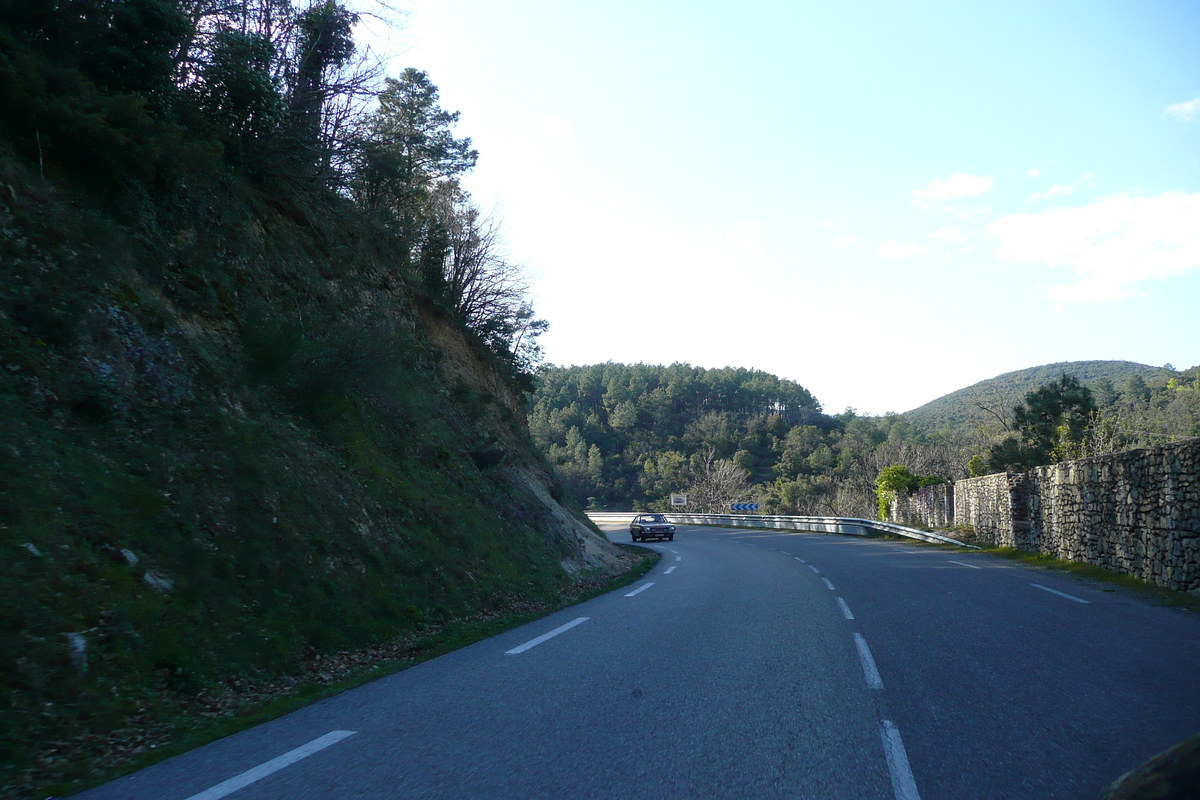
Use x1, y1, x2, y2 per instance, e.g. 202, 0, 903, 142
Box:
529, 363, 848, 511
534, 363, 822, 429
528, 362, 969, 518
902, 360, 1168, 433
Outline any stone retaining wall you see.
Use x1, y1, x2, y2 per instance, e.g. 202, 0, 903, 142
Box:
1025, 441, 1200, 591
884, 438, 1200, 591
947, 439, 1200, 592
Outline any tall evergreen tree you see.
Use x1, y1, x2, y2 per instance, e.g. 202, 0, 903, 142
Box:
350, 68, 478, 223
988, 375, 1097, 470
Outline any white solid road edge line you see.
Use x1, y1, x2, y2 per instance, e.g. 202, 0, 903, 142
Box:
1030, 583, 1090, 604
182, 730, 357, 800
947, 560, 982, 569
836, 597, 855, 620
880, 719, 921, 800
854, 633, 883, 689
505, 617, 590, 655
624, 582, 656, 598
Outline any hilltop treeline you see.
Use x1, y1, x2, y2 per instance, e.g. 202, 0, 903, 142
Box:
529, 363, 963, 516
904, 360, 1169, 434
974, 364, 1200, 470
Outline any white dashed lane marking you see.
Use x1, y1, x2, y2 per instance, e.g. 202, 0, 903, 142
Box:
506, 617, 590, 655
947, 560, 982, 569
853, 633, 883, 689
822, 578, 836, 591
880, 720, 921, 800
836, 597, 855, 620
664, 566, 676, 574
182, 730, 358, 800
1030, 583, 1090, 604
809, 565, 821, 574
624, 582, 656, 598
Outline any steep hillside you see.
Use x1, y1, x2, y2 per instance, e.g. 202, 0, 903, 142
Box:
0, 101, 622, 800
902, 360, 1168, 433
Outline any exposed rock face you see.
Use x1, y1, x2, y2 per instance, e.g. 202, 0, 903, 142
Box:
414, 303, 622, 572
513, 466, 623, 574
142, 571, 175, 592
65, 633, 87, 677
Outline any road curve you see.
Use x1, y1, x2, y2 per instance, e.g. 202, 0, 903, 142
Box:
75, 525, 1200, 800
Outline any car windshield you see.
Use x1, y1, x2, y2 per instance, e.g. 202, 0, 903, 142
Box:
640, 515, 666, 523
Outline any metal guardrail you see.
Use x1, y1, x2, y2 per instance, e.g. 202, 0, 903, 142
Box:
586, 512, 980, 549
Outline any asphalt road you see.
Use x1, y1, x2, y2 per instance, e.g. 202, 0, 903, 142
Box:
75, 525, 1200, 800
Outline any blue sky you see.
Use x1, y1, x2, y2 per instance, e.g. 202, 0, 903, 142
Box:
364, 0, 1200, 414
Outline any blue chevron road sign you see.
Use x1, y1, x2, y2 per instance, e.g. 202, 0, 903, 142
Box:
731, 503, 759, 512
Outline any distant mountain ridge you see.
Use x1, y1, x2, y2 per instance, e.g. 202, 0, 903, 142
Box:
902, 360, 1168, 432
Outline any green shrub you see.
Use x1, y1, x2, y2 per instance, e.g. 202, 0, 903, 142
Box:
874, 465, 943, 520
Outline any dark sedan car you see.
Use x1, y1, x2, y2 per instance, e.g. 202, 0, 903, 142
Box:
630, 514, 675, 542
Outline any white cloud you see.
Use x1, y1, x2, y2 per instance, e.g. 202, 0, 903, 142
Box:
730, 221, 762, 253
987, 191, 1200, 303
831, 234, 859, 248
1165, 97, 1200, 122
1027, 173, 1094, 204
820, 220, 838, 229
876, 241, 927, 259
1026, 168, 1042, 177
540, 114, 571, 141
912, 173, 994, 203
1028, 184, 1075, 203
927, 226, 968, 242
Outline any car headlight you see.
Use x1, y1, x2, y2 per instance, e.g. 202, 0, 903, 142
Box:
668, 526, 675, 532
